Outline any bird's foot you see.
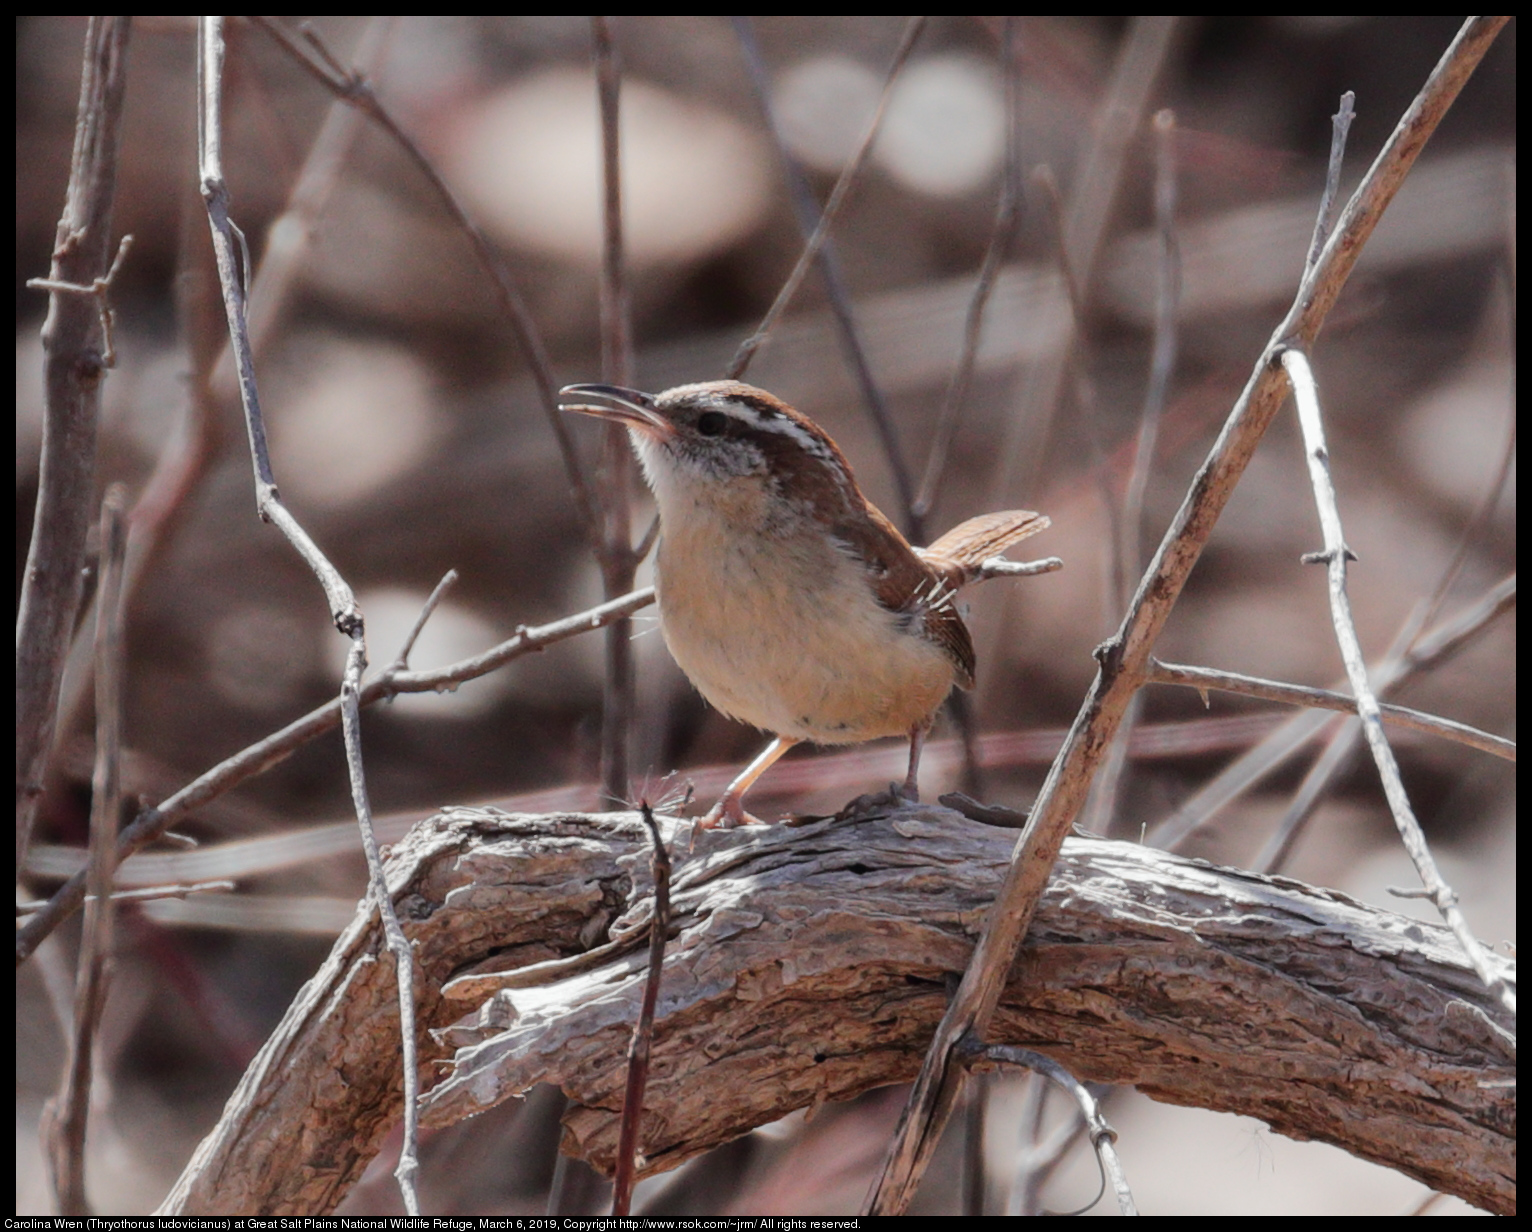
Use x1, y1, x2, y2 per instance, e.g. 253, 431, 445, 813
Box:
697, 801, 771, 830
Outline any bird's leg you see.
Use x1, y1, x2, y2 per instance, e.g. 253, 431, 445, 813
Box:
701, 735, 800, 829
900, 718, 934, 802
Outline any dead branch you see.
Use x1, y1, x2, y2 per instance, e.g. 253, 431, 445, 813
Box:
158, 804, 1514, 1215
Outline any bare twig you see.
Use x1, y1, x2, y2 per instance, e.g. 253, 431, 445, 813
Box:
1153, 574, 1515, 853
42, 486, 128, 1215
989, 16, 1179, 511
25, 234, 134, 368
387, 570, 459, 673
1304, 92, 1356, 275
921, 16, 1025, 803
202, 18, 421, 1210
1083, 106, 1181, 836
1280, 346, 1511, 1013
197, 18, 359, 635
1147, 659, 1513, 761
592, 15, 638, 806
866, 17, 1510, 1214
17, 586, 656, 965
18, 14, 132, 870
726, 18, 921, 379
18, 880, 236, 913
731, 16, 927, 540
611, 803, 672, 1216
340, 632, 421, 1213
914, 17, 1024, 520
961, 1041, 1136, 1217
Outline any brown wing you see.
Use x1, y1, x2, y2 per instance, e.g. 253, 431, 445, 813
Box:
831, 498, 977, 687
919, 510, 1050, 588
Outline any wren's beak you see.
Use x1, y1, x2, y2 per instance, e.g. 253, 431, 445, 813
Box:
558, 383, 674, 440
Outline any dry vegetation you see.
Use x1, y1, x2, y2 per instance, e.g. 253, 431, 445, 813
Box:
17, 15, 1514, 1216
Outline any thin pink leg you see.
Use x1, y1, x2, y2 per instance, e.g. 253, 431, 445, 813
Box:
701, 735, 800, 829
902, 719, 933, 801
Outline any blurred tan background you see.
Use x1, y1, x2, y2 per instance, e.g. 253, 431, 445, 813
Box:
17, 15, 1514, 1216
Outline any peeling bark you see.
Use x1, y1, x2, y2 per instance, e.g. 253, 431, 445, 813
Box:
159, 805, 1515, 1215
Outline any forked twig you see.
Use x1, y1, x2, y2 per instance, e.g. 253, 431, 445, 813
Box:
960, 1040, 1135, 1217
18, 14, 132, 872
1280, 346, 1511, 1012
16, 585, 655, 964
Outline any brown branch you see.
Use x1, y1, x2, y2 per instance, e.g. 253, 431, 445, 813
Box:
153, 806, 1514, 1215
1082, 105, 1182, 837
867, 15, 1512, 1214
42, 486, 128, 1215
988, 15, 1180, 511
18, 14, 132, 870
1152, 574, 1515, 854
611, 802, 672, 1215
726, 18, 923, 382
1147, 659, 1514, 762
914, 15, 1025, 521
15, 580, 654, 963
592, 15, 638, 807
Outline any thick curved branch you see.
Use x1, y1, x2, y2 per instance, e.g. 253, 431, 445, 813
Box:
159, 805, 1514, 1216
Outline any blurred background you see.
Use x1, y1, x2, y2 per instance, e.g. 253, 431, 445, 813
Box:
17, 15, 1514, 1216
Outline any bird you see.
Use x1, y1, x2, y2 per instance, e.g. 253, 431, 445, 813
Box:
559, 379, 1051, 828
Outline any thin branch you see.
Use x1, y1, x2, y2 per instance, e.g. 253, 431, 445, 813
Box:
1280, 346, 1511, 1013
988, 15, 1179, 512
914, 17, 1024, 519
866, 17, 1510, 1214
42, 486, 127, 1216
18, 14, 132, 871
1148, 659, 1512, 761
730, 15, 927, 540
248, 16, 601, 547
25, 234, 134, 368
727, 17, 923, 374
16, 586, 656, 965
387, 570, 458, 672
1083, 106, 1181, 836
1155, 575, 1515, 854
19, 880, 236, 913
203, 17, 420, 1210
593, 15, 638, 807
1304, 92, 1356, 275
611, 803, 672, 1216
197, 17, 359, 635
1246, 604, 1429, 876
340, 631, 421, 1213
961, 1041, 1136, 1217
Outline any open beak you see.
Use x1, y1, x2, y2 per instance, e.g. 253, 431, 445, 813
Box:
558, 383, 674, 439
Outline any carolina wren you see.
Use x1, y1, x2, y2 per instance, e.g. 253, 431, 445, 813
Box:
560, 380, 1050, 828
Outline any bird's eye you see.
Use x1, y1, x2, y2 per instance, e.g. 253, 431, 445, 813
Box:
696, 410, 728, 437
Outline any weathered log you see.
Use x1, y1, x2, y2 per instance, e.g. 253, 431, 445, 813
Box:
159, 804, 1515, 1215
